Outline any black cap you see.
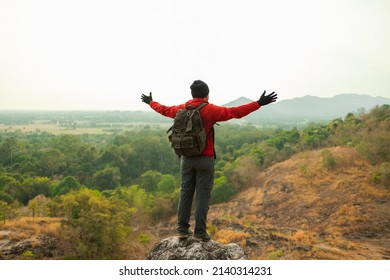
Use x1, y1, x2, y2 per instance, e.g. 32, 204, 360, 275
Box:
190, 80, 209, 98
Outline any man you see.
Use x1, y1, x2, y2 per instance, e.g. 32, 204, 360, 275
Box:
141, 80, 277, 241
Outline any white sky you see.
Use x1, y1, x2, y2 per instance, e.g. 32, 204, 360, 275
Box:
0, 0, 389, 111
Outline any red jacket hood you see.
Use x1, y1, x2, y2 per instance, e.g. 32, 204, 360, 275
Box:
184, 98, 209, 109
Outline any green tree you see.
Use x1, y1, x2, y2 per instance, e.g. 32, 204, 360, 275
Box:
27, 194, 50, 219
98, 145, 121, 167
139, 170, 162, 192
52, 135, 85, 176
78, 146, 98, 182
92, 167, 121, 191
0, 201, 10, 224
58, 189, 132, 259
38, 149, 66, 177
109, 185, 154, 223
0, 137, 20, 166
53, 176, 82, 196
211, 176, 235, 204
300, 123, 329, 150
0, 191, 13, 204
0, 174, 20, 202
18, 177, 51, 205
157, 174, 177, 193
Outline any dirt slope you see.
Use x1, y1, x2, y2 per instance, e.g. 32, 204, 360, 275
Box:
165, 147, 390, 259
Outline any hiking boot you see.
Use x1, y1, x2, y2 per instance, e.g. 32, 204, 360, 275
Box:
178, 229, 193, 240
193, 231, 211, 242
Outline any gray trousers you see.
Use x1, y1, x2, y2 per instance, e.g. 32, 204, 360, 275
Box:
177, 155, 214, 234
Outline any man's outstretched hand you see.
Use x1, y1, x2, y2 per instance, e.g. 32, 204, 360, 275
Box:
257, 91, 277, 106
141, 92, 153, 104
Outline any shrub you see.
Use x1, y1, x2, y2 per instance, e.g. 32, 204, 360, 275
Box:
373, 162, 390, 187
211, 176, 235, 204
322, 150, 336, 170
268, 249, 284, 260
21, 250, 35, 259
137, 233, 150, 244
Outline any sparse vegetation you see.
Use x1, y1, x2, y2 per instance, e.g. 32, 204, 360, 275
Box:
322, 149, 337, 170
268, 249, 284, 260
213, 229, 250, 247
137, 233, 150, 244
21, 250, 35, 259
373, 162, 390, 187
0, 217, 62, 236
209, 146, 390, 260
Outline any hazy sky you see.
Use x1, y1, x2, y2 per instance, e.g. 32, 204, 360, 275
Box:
0, 0, 389, 110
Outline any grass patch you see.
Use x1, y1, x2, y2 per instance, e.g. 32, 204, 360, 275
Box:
214, 229, 250, 246
268, 249, 284, 260
0, 217, 62, 237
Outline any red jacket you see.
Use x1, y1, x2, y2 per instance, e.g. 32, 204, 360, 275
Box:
150, 98, 261, 157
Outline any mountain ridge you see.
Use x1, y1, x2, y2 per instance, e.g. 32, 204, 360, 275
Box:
223, 94, 390, 125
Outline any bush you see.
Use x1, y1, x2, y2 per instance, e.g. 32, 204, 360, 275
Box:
322, 150, 336, 170
137, 233, 150, 244
57, 189, 132, 259
21, 250, 35, 259
373, 162, 390, 187
211, 176, 235, 204
268, 249, 284, 260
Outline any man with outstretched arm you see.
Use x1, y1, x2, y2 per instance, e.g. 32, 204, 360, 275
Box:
141, 80, 277, 241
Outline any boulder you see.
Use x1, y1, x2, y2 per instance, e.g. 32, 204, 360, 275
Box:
147, 236, 247, 260
0, 233, 58, 259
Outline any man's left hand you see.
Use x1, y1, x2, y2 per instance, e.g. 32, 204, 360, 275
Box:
141, 92, 153, 104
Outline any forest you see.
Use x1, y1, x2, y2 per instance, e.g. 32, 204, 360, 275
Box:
0, 105, 389, 259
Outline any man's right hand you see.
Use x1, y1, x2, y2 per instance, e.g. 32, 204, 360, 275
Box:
141, 92, 153, 104
257, 91, 277, 106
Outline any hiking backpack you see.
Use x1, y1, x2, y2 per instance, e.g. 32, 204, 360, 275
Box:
167, 103, 208, 157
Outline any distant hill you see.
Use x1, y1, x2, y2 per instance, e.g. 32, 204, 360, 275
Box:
1, 94, 388, 129
224, 94, 390, 126
223, 96, 254, 107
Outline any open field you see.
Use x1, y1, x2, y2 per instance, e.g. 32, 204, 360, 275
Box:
0, 110, 172, 134
0, 122, 171, 135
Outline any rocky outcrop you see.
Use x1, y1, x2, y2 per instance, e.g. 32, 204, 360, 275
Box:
0, 231, 58, 259
147, 236, 247, 260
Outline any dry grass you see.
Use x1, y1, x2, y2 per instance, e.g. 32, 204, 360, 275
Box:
213, 229, 250, 246
290, 230, 312, 245
206, 146, 390, 260
119, 229, 159, 259
0, 217, 62, 237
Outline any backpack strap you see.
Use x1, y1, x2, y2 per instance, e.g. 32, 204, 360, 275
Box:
195, 103, 208, 111
185, 103, 208, 132
185, 102, 208, 111
194, 103, 217, 158
166, 103, 208, 134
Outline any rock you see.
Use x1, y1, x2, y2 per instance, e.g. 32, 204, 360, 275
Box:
33, 234, 58, 258
0, 233, 58, 259
0, 239, 33, 256
147, 236, 247, 260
